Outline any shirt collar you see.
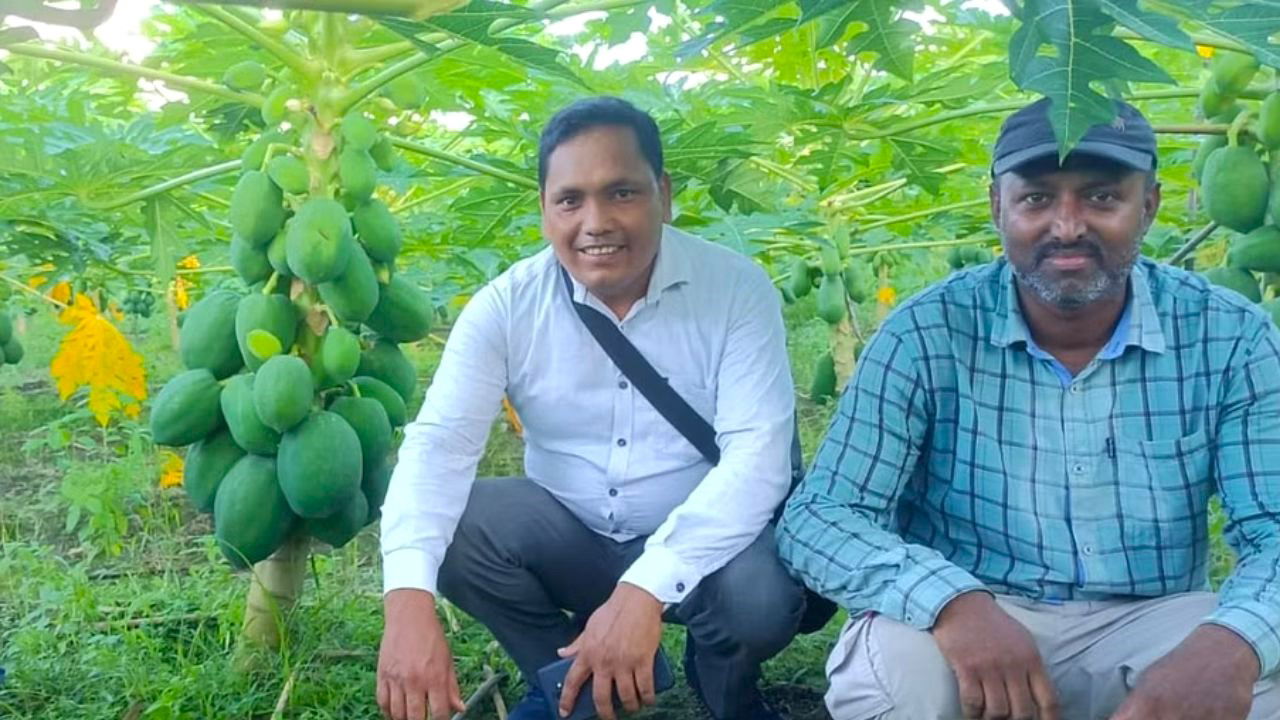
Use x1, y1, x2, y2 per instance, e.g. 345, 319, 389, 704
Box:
564, 224, 693, 305
990, 258, 1166, 355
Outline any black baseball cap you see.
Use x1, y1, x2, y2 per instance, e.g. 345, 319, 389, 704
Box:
991, 97, 1157, 176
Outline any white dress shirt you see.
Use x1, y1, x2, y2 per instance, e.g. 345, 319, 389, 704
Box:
380, 226, 795, 604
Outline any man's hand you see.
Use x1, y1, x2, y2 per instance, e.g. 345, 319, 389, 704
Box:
1109, 624, 1259, 720
556, 582, 664, 720
931, 591, 1060, 720
377, 589, 466, 720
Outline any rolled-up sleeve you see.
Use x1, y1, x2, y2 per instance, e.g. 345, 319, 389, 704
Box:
777, 324, 984, 630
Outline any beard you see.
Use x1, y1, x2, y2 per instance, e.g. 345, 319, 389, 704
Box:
1008, 239, 1137, 311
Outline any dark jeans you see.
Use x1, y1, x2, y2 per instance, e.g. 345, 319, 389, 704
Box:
438, 477, 806, 719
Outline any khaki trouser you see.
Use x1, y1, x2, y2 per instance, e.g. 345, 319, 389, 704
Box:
825, 592, 1280, 720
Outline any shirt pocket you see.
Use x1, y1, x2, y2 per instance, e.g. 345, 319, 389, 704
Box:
1113, 428, 1213, 572
634, 373, 716, 465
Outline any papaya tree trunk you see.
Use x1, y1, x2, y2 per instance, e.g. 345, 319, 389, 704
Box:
241, 532, 310, 650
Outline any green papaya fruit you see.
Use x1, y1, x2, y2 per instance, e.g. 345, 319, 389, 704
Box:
1202, 145, 1269, 234
357, 339, 416, 403
253, 354, 314, 433
230, 233, 272, 285
1228, 225, 1280, 273
220, 373, 281, 455
183, 429, 244, 513
362, 459, 392, 524
329, 396, 392, 471
787, 257, 812, 299
810, 352, 836, 404
0, 311, 11, 345
267, 228, 291, 277
353, 199, 403, 263
843, 258, 873, 304
317, 248, 378, 323
241, 130, 284, 173
384, 75, 425, 110
261, 86, 292, 127
235, 293, 298, 371
1199, 82, 1233, 120
1258, 93, 1280, 151
1203, 266, 1262, 302
350, 376, 407, 427
1211, 52, 1260, 96
278, 411, 362, 518
2, 336, 23, 365
339, 149, 377, 203
341, 113, 378, 152
223, 60, 266, 91
286, 197, 353, 284
230, 170, 285, 246
266, 155, 310, 195
820, 245, 842, 276
816, 274, 847, 325
321, 326, 362, 386
946, 246, 965, 270
179, 290, 243, 379
305, 492, 368, 548
150, 369, 223, 447
366, 276, 433, 343
1191, 134, 1228, 184
780, 285, 796, 304
1270, 161, 1280, 225
369, 136, 397, 172
214, 454, 296, 568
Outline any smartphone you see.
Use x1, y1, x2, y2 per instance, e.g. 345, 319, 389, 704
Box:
536, 647, 675, 720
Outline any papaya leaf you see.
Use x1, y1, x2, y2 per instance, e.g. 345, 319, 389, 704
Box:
1192, 4, 1280, 69
676, 0, 782, 59
1010, 0, 1175, 153
1098, 0, 1193, 52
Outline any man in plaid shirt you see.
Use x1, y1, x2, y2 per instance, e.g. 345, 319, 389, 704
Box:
778, 98, 1280, 720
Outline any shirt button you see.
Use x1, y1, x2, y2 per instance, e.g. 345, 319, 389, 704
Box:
1072, 463, 1085, 475
608, 488, 618, 497
619, 380, 629, 390
617, 438, 627, 447
1070, 384, 1081, 394
675, 582, 686, 593
1082, 545, 1094, 556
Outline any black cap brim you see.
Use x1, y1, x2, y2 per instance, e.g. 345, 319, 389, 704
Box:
993, 140, 1155, 176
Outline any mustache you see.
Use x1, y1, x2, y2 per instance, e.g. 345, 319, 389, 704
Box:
1033, 240, 1103, 265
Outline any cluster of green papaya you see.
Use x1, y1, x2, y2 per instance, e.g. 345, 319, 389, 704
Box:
121, 289, 156, 318
1193, 51, 1280, 326
150, 109, 431, 569
780, 237, 874, 404
0, 310, 22, 366
946, 245, 994, 270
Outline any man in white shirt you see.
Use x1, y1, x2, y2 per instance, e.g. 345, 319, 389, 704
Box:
374, 97, 806, 720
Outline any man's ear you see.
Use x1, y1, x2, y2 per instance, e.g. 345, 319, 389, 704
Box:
1142, 180, 1161, 232
659, 172, 673, 223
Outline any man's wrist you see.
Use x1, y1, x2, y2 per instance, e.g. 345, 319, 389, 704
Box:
1192, 623, 1262, 681
618, 582, 665, 616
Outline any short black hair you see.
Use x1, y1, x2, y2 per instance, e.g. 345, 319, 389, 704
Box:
537, 96, 664, 189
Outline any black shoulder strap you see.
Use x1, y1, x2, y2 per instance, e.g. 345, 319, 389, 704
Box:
560, 266, 721, 465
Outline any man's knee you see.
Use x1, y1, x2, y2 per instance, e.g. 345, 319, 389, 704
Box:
826, 614, 961, 720
438, 478, 549, 596
687, 533, 805, 657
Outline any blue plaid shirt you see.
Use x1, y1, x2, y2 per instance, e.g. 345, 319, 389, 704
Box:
778, 258, 1280, 676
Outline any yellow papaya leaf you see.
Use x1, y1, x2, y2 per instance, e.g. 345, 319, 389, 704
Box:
177, 254, 201, 270
50, 281, 71, 304
876, 286, 898, 307
49, 294, 148, 427
159, 451, 184, 488
1197, 44, 1215, 59
27, 275, 48, 289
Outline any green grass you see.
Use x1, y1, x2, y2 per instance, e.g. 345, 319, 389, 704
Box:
0, 304, 1236, 719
